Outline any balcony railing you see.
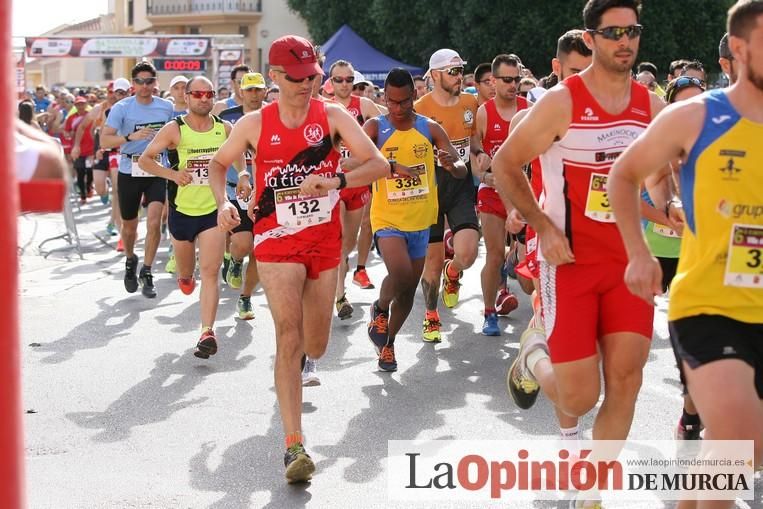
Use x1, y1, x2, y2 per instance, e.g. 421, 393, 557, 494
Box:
147, 0, 262, 16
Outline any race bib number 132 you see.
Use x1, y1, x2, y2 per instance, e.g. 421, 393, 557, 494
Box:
274, 187, 331, 227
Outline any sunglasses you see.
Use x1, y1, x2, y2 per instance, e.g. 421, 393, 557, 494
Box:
353, 83, 368, 91
586, 24, 643, 41
331, 76, 355, 84
113, 89, 128, 96
133, 77, 157, 86
494, 75, 522, 84
187, 90, 216, 99
666, 76, 705, 103
274, 70, 317, 83
438, 66, 464, 77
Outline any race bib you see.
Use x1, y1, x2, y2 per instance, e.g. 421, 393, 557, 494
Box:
236, 194, 251, 211
130, 154, 159, 177
584, 172, 615, 222
85, 156, 94, 169
724, 224, 763, 288
450, 137, 470, 164
186, 155, 212, 186
339, 143, 351, 160
653, 223, 681, 238
274, 186, 332, 227
386, 163, 428, 201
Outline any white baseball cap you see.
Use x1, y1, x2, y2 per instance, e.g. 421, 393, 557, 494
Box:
113, 78, 131, 92
169, 75, 189, 88
426, 49, 467, 77
526, 87, 547, 103
353, 70, 373, 87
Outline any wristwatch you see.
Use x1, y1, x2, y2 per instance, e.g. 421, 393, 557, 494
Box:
336, 172, 347, 190
388, 159, 396, 176
124, 134, 131, 143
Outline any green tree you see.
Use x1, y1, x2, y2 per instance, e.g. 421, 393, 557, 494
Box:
288, 0, 735, 79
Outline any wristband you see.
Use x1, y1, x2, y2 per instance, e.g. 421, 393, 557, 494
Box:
124, 134, 131, 143
336, 172, 347, 190
237, 170, 250, 179
388, 159, 396, 177
664, 197, 682, 217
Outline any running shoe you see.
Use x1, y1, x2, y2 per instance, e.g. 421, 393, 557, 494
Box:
481, 312, 501, 336
177, 277, 196, 296
106, 222, 117, 236
221, 252, 231, 282
87, 188, 95, 199
226, 258, 243, 289
100, 193, 110, 205
194, 329, 218, 359
378, 344, 397, 372
367, 301, 389, 352
237, 295, 254, 320
441, 259, 462, 308
79, 197, 87, 206
116, 238, 124, 252
139, 266, 156, 298
506, 326, 547, 410
301, 357, 321, 386
335, 294, 353, 320
352, 268, 375, 289
444, 229, 455, 260
166, 253, 176, 274
422, 317, 442, 343
496, 288, 519, 315
124, 255, 139, 293
284, 443, 315, 484
675, 418, 703, 440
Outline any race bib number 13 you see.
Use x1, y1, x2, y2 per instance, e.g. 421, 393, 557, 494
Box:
274, 187, 331, 227
186, 157, 211, 186
724, 224, 763, 288
584, 172, 615, 223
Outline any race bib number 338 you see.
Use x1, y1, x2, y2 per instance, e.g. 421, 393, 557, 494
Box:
274, 187, 331, 228
724, 224, 763, 288
386, 163, 428, 201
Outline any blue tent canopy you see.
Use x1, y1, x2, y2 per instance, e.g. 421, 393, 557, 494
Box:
320, 25, 423, 85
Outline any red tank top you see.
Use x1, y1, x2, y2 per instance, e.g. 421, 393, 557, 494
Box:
253, 98, 342, 257
482, 96, 528, 158
539, 74, 651, 264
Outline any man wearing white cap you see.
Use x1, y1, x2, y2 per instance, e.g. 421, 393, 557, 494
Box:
415, 48, 479, 343
169, 75, 189, 118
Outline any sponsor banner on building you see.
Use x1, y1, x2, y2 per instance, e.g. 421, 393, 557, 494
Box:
216, 48, 243, 91
25, 37, 211, 58
388, 440, 755, 503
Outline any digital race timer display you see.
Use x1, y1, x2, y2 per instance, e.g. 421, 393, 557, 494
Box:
153, 59, 207, 72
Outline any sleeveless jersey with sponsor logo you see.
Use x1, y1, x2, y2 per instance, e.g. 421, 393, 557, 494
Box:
414, 92, 477, 165
253, 98, 342, 256
371, 114, 438, 232
480, 96, 532, 191
333, 94, 364, 159
171, 115, 227, 216
539, 75, 651, 264
669, 89, 763, 324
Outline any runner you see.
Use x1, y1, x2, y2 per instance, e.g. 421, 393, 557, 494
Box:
493, 3, 665, 504
473, 62, 496, 106
719, 32, 739, 85
219, 72, 267, 321
328, 59, 381, 320
208, 35, 388, 484
211, 64, 251, 115
364, 68, 467, 371
138, 76, 237, 358
609, 3, 763, 501
415, 48, 480, 343
169, 75, 189, 116
471, 54, 527, 336
64, 96, 95, 204
100, 62, 174, 298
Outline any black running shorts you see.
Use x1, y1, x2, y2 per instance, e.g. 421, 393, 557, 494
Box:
117, 172, 166, 221
669, 314, 763, 398
169, 208, 218, 242
429, 166, 479, 243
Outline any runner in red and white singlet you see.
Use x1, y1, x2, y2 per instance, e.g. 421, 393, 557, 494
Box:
209, 35, 388, 485
494, 5, 668, 491
471, 54, 528, 336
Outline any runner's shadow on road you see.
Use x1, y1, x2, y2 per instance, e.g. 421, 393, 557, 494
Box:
36, 295, 173, 364
66, 327, 254, 443
189, 411, 313, 509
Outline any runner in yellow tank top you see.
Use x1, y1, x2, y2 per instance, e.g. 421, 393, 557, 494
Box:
360, 68, 467, 371
139, 76, 244, 360
609, 0, 763, 488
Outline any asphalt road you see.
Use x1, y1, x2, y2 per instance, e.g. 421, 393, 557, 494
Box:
18, 199, 762, 509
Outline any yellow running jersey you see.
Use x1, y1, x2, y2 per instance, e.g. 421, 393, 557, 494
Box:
669, 90, 763, 323
371, 114, 438, 232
